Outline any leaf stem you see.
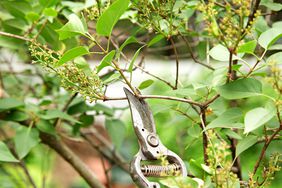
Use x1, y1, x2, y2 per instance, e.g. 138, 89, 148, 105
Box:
181, 35, 215, 70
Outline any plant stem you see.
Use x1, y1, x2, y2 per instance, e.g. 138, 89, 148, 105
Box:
200, 108, 209, 165
135, 64, 175, 89
202, 94, 220, 107
169, 37, 179, 90
100, 156, 112, 188
252, 110, 282, 177
0, 31, 31, 42
227, 50, 233, 82
18, 160, 38, 188
252, 125, 281, 176
174, 108, 198, 124
112, 60, 138, 95
181, 35, 215, 70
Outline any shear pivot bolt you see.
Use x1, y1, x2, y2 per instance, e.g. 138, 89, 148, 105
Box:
147, 134, 159, 147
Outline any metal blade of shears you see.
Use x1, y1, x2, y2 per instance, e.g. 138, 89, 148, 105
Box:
124, 88, 156, 133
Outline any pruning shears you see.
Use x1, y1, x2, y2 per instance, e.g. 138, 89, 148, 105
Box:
124, 88, 187, 188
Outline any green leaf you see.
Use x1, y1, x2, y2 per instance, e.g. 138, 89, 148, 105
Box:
189, 159, 205, 177
15, 127, 40, 159
232, 64, 243, 72
68, 101, 90, 115
39, 0, 59, 8
0, 98, 24, 112
56, 46, 89, 66
193, 83, 209, 97
102, 73, 120, 84
222, 129, 242, 140
105, 119, 126, 149
119, 36, 139, 52
4, 111, 29, 122
43, 8, 58, 17
0, 142, 19, 162
148, 34, 164, 47
25, 12, 40, 22
187, 125, 202, 138
268, 44, 282, 50
40, 109, 80, 123
56, 14, 88, 40
254, 17, 270, 34
236, 135, 258, 157
3, 19, 28, 30
92, 103, 114, 116
0, 36, 25, 49
201, 164, 212, 174
258, 28, 282, 49
244, 107, 275, 134
160, 176, 199, 188
96, 0, 130, 36
237, 40, 257, 54
209, 44, 229, 61
79, 114, 94, 127
205, 108, 243, 130
96, 50, 115, 73
1, 1, 32, 19
138, 79, 154, 90
267, 52, 282, 64
261, 0, 282, 11
36, 120, 56, 136
128, 45, 145, 73
217, 78, 262, 99
273, 21, 282, 29
74, 57, 92, 76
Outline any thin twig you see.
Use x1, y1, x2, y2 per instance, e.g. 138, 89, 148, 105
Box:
252, 124, 282, 176
246, 59, 260, 77
200, 108, 209, 165
147, 41, 187, 52
169, 37, 179, 89
18, 160, 38, 188
202, 94, 220, 107
100, 156, 112, 188
227, 50, 233, 82
245, 0, 261, 34
239, 0, 261, 41
112, 60, 138, 95
252, 109, 282, 176
174, 108, 198, 124
135, 64, 175, 89
35, 20, 48, 40
181, 35, 215, 70
0, 31, 31, 42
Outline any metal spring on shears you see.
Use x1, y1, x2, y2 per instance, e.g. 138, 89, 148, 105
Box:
141, 163, 181, 177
